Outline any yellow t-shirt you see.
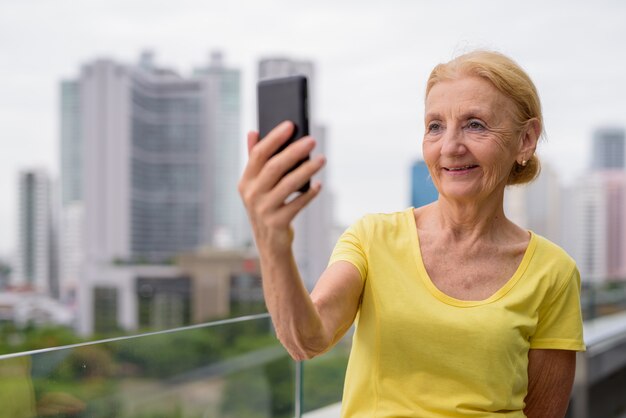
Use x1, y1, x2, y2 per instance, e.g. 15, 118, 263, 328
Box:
328, 208, 585, 418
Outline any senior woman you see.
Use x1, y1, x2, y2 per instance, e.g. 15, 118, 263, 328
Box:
238, 50, 585, 418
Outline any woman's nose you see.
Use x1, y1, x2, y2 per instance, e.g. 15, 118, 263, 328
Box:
440, 128, 467, 156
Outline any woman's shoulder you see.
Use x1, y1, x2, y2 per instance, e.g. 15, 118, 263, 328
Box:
354, 207, 415, 229
528, 232, 578, 275
345, 209, 417, 255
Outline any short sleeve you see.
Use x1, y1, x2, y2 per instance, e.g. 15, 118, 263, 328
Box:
327, 217, 368, 282
530, 266, 586, 351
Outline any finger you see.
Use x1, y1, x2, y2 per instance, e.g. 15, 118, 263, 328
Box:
250, 120, 294, 159
267, 154, 326, 205
255, 136, 316, 192
277, 181, 323, 221
242, 121, 294, 181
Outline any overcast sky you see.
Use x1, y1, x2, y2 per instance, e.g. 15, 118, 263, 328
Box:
1, 0, 626, 256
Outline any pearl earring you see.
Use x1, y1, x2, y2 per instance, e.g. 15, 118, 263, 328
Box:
521, 160, 527, 167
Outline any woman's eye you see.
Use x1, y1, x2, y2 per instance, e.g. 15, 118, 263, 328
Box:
428, 122, 442, 132
466, 120, 485, 130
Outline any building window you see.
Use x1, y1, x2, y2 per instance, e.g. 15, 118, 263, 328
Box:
137, 277, 191, 330
94, 287, 118, 334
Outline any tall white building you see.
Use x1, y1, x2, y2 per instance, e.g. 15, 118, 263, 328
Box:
60, 80, 82, 206
59, 202, 83, 303
258, 57, 335, 290
13, 170, 56, 293
62, 50, 245, 263
60, 51, 246, 335
194, 51, 248, 248
563, 173, 609, 283
59, 79, 83, 303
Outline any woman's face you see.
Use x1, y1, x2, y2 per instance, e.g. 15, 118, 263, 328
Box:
423, 75, 525, 204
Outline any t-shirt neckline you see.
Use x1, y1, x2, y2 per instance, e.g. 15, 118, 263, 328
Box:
405, 207, 537, 307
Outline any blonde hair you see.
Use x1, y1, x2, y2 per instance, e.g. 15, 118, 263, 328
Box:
426, 50, 543, 185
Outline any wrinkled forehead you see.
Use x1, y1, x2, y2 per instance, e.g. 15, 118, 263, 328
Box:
425, 76, 515, 121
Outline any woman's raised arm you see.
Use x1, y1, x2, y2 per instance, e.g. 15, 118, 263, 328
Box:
238, 122, 362, 359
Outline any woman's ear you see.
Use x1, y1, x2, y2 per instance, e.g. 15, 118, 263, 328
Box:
518, 118, 541, 161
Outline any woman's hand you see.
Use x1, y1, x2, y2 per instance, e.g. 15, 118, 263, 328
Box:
238, 121, 326, 254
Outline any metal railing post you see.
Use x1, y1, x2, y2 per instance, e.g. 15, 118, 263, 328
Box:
571, 351, 589, 418
295, 360, 303, 418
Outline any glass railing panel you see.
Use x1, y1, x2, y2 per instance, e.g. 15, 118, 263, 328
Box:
0, 314, 295, 418
301, 333, 351, 415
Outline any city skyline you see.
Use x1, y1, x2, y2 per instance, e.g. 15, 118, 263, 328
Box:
2, 1, 626, 254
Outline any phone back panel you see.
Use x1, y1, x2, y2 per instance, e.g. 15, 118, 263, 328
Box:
257, 75, 310, 192
257, 75, 309, 147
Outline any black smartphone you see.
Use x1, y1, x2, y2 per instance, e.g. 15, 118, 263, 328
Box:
257, 75, 310, 193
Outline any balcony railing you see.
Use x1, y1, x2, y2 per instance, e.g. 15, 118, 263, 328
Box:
3, 285, 626, 418
0, 313, 349, 418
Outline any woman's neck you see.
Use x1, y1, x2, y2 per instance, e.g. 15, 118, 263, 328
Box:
425, 190, 513, 243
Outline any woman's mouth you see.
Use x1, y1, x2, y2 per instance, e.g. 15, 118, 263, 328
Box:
443, 164, 479, 172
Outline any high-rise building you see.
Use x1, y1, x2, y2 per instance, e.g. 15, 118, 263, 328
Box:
13, 170, 56, 293
58, 79, 84, 304
603, 173, 626, 279
60, 80, 82, 206
258, 57, 334, 290
410, 160, 438, 208
60, 51, 246, 335
592, 127, 625, 170
563, 173, 608, 283
59, 202, 83, 303
194, 51, 247, 248
560, 126, 626, 283
562, 170, 626, 283
65, 50, 244, 265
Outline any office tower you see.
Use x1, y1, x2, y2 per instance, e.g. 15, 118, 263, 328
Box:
58, 80, 84, 303
258, 57, 334, 290
13, 170, 56, 293
194, 51, 247, 248
81, 57, 197, 263
564, 174, 608, 283
60, 80, 82, 205
61, 51, 244, 334
603, 173, 626, 279
410, 160, 438, 208
592, 127, 625, 170
59, 202, 83, 303
562, 171, 626, 283
560, 127, 626, 284
74, 50, 242, 264
590, 126, 626, 279
504, 163, 562, 244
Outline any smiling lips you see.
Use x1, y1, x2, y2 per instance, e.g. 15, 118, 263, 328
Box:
443, 164, 479, 172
